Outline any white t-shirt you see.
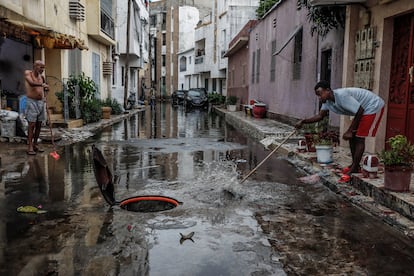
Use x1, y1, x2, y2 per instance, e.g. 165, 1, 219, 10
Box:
321, 87, 384, 115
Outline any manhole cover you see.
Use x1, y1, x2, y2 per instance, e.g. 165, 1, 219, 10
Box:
119, 196, 181, 212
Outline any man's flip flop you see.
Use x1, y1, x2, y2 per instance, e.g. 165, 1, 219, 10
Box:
341, 167, 350, 174
338, 174, 351, 183
26, 150, 36, 155
34, 146, 45, 153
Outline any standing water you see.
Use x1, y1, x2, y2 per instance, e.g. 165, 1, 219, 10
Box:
1, 104, 414, 275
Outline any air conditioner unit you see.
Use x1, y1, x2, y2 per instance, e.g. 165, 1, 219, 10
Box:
309, 0, 366, 6
69, 0, 85, 21
103, 62, 113, 76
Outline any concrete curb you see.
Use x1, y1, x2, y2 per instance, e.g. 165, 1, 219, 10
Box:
216, 107, 414, 240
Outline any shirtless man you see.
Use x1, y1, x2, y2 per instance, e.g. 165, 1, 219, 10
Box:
24, 60, 49, 155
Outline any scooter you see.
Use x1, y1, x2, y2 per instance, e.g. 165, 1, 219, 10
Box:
126, 92, 136, 110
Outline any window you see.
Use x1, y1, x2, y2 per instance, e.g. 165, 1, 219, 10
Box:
180, 56, 187, 72
251, 51, 256, 84
112, 62, 116, 86
242, 64, 246, 85
162, 33, 166, 45
150, 15, 156, 27
92, 52, 100, 97
189, 56, 192, 64
69, 48, 82, 76
121, 66, 124, 86
256, 49, 261, 83
162, 55, 166, 67
293, 29, 303, 80
270, 40, 276, 82
100, 0, 114, 39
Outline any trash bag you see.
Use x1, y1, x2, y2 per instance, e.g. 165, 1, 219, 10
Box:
16, 114, 28, 137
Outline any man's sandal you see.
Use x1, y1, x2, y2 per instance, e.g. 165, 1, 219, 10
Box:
338, 174, 351, 183
26, 150, 36, 155
34, 146, 45, 153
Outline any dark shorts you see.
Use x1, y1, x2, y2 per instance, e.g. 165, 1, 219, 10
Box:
25, 97, 45, 123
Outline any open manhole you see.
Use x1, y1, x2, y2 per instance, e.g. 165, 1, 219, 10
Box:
92, 145, 181, 212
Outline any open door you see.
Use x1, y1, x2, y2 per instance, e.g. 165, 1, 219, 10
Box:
386, 12, 414, 143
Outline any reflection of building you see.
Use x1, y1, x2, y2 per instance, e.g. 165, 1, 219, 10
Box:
112, 0, 149, 105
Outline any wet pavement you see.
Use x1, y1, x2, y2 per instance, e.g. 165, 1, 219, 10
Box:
1, 104, 414, 275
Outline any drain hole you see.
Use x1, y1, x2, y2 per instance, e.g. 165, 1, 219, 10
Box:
119, 196, 181, 212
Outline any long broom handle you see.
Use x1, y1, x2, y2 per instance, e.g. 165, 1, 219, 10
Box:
240, 130, 296, 183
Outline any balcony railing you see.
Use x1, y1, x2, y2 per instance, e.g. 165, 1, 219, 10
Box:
195, 56, 204, 64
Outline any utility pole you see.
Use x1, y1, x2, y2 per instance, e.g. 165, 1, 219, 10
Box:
124, 0, 132, 109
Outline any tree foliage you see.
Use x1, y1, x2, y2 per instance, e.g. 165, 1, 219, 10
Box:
297, 0, 345, 37
256, 0, 280, 18
256, 0, 346, 37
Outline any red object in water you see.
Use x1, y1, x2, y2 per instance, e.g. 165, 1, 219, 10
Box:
50, 151, 60, 160
252, 104, 266, 118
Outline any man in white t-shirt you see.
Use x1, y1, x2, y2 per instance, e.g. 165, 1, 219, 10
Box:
296, 80, 385, 179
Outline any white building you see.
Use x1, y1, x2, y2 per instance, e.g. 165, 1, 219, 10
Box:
177, 6, 199, 90
178, 48, 196, 90
112, 0, 149, 106
194, 0, 258, 95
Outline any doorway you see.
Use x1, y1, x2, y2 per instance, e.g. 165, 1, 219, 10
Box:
386, 12, 414, 143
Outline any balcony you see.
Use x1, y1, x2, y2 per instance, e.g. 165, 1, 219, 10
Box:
86, 0, 115, 46
195, 56, 204, 64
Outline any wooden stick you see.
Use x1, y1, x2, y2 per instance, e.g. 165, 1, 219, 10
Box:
240, 130, 296, 183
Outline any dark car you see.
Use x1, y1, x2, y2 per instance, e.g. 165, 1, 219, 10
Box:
171, 90, 188, 105
184, 88, 209, 110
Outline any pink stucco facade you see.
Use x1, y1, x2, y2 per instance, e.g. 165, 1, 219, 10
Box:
226, 20, 258, 106
247, 0, 344, 127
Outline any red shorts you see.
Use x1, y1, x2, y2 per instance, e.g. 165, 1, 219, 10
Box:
356, 107, 384, 137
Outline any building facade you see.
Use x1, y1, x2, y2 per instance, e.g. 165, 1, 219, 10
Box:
0, 0, 116, 115
194, 0, 259, 95
112, 0, 149, 105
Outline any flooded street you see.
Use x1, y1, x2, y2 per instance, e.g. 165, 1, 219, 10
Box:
1, 104, 414, 275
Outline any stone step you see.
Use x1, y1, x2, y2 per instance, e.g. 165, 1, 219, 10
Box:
51, 118, 84, 128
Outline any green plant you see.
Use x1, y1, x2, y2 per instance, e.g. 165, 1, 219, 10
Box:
379, 135, 414, 167
300, 116, 328, 135
55, 73, 98, 120
102, 98, 123, 115
81, 97, 102, 124
226, 95, 238, 105
297, 0, 346, 37
313, 131, 339, 146
256, 0, 281, 18
208, 93, 226, 105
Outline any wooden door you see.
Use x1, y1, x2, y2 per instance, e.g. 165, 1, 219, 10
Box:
386, 13, 414, 143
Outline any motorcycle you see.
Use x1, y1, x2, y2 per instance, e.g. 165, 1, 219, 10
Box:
126, 92, 136, 110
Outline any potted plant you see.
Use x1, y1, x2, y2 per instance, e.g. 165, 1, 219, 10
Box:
101, 98, 123, 119
379, 135, 414, 192
226, 95, 238, 111
313, 131, 338, 164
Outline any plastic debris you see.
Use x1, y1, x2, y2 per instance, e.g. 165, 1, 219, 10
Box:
17, 205, 47, 214
298, 174, 320, 184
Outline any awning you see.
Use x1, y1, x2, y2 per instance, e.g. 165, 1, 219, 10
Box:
3, 18, 88, 50
223, 37, 248, 57
273, 25, 303, 56
309, 0, 366, 6
5, 19, 52, 34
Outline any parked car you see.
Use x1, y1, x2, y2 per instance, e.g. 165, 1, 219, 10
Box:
185, 88, 209, 110
171, 90, 188, 105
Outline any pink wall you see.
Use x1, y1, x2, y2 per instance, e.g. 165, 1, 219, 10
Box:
247, 0, 343, 127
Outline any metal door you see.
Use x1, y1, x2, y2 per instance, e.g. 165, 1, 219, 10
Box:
386, 13, 414, 143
